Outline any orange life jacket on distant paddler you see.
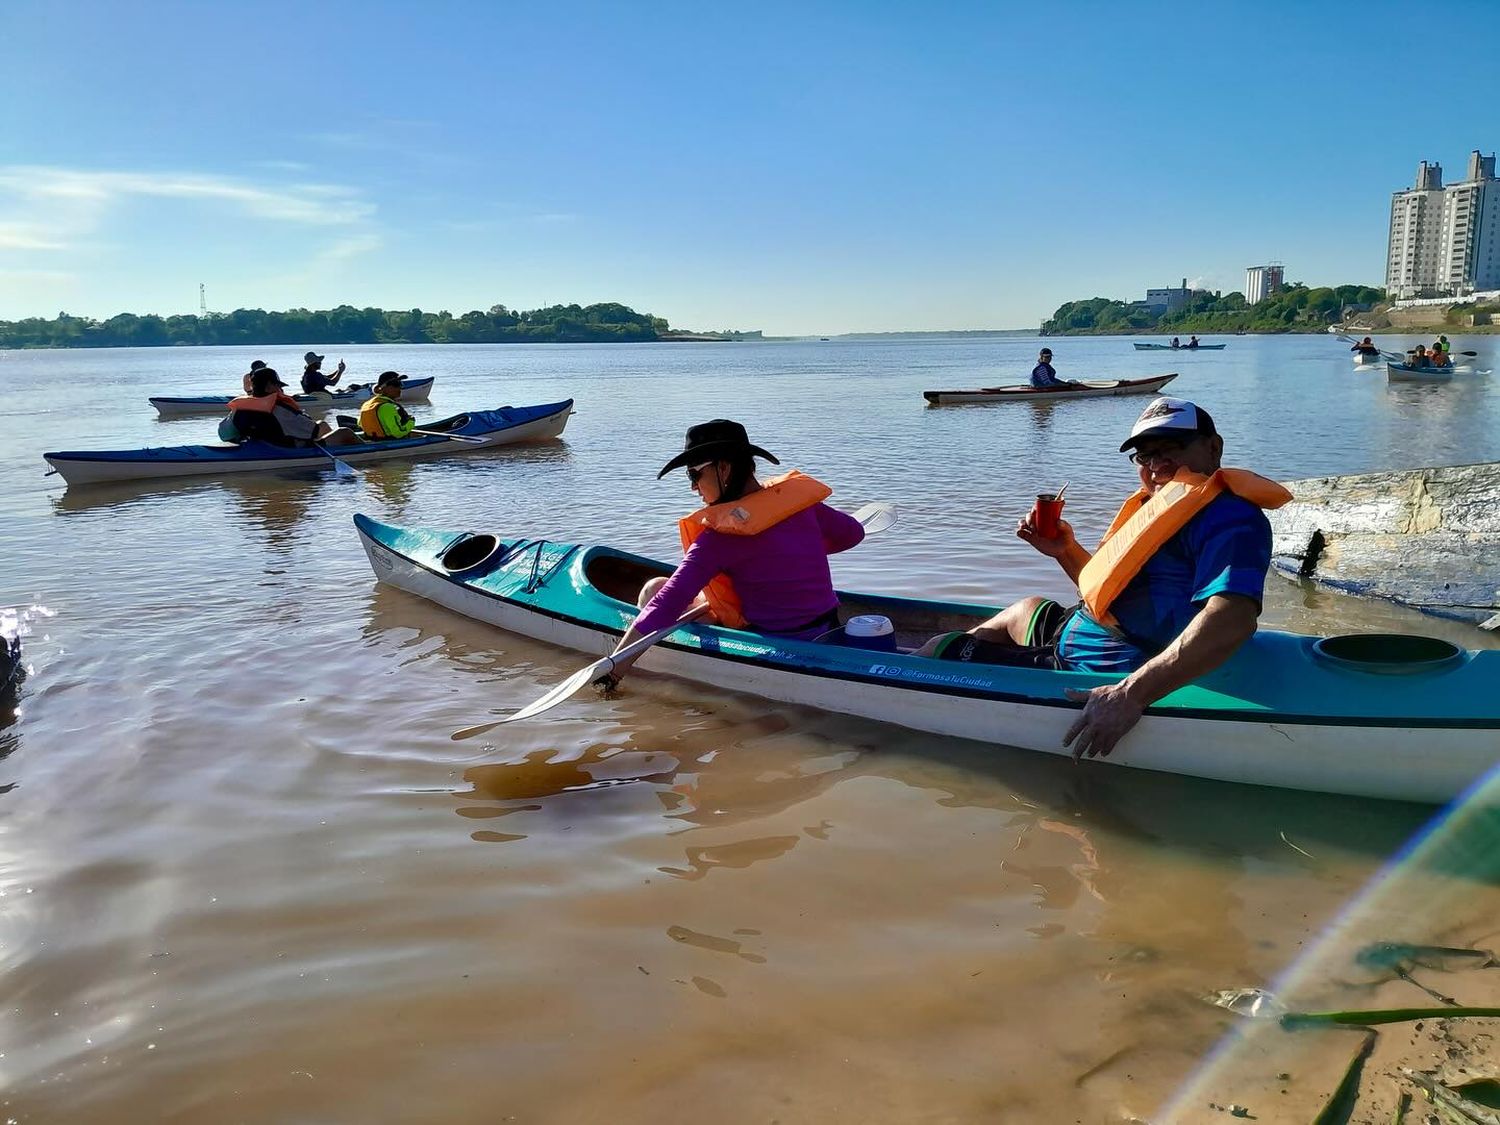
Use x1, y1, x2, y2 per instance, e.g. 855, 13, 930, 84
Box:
1077, 468, 1292, 625
677, 470, 832, 629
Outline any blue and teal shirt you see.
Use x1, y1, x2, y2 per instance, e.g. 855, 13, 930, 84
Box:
1056, 493, 1272, 674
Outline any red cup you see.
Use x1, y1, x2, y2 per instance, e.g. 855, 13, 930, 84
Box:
1032, 494, 1064, 539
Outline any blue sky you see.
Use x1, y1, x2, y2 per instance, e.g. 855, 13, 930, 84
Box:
4, 0, 1499, 334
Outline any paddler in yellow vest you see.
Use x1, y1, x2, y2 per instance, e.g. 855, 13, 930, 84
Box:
917, 397, 1290, 762
358, 371, 417, 439
600, 419, 867, 687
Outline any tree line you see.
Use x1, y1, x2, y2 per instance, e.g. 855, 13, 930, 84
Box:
0, 302, 672, 349
1042, 283, 1386, 335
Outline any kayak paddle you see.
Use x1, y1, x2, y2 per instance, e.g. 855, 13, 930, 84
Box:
314, 443, 360, 478
451, 500, 899, 737
451, 605, 713, 739
411, 428, 487, 444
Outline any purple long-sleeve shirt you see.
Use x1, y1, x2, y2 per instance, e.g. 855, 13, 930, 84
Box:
635, 502, 866, 637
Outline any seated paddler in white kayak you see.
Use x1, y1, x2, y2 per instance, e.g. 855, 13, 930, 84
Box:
915, 397, 1292, 761
600, 419, 867, 687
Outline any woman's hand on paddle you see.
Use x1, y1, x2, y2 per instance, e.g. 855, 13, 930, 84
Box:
1062, 682, 1145, 760
1016, 517, 1076, 559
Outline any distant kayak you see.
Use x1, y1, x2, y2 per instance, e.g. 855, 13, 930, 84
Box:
1352, 351, 1382, 365
149, 376, 436, 418
1132, 342, 1226, 351
924, 372, 1177, 405
44, 400, 573, 487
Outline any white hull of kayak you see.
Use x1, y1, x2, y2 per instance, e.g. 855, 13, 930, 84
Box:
46, 406, 570, 485
359, 536, 1499, 804
1388, 362, 1455, 383
924, 373, 1176, 405
1353, 352, 1382, 365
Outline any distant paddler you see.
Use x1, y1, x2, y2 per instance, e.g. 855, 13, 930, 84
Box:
1350, 336, 1380, 356
241, 358, 269, 394
1030, 347, 1081, 390
598, 419, 867, 688
358, 371, 417, 439
300, 351, 346, 394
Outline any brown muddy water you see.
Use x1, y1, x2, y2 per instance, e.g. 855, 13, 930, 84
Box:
2, 337, 1498, 1122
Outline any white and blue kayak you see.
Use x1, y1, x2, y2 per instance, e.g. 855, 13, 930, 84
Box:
45, 401, 572, 486
149, 376, 436, 418
1387, 362, 1455, 383
355, 515, 1500, 804
1132, 342, 1226, 350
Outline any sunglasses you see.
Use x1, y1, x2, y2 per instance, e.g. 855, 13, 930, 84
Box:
1127, 437, 1196, 466
685, 461, 715, 484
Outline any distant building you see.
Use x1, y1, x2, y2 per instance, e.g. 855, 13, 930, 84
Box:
1386, 151, 1500, 298
1144, 277, 1193, 312
1244, 265, 1284, 305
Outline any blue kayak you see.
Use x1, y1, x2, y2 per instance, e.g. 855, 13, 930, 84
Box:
45, 401, 573, 486
354, 515, 1500, 804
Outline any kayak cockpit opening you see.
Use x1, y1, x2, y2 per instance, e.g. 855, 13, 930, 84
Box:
583, 552, 673, 606
1311, 633, 1465, 675
439, 533, 505, 575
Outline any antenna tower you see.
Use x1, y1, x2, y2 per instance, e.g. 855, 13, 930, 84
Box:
199, 283, 207, 316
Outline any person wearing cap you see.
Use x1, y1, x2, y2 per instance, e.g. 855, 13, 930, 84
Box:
221, 367, 362, 446
597, 420, 867, 688
241, 359, 268, 395
1030, 347, 1078, 390
918, 397, 1291, 761
300, 352, 346, 395
222, 367, 314, 445
358, 371, 416, 440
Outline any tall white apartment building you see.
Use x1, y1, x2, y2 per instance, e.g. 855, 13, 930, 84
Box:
1386, 151, 1500, 297
1244, 264, 1284, 304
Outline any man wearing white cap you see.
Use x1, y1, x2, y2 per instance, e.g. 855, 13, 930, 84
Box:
920, 397, 1291, 761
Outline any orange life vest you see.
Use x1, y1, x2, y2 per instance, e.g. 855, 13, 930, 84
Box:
1077, 468, 1292, 625
676, 470, 833, 629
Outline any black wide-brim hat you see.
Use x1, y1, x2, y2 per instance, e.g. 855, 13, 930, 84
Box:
656, 419, 780, 479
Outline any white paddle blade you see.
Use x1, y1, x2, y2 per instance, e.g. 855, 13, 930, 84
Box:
852, 502, 897, 535
333, 459, 358, 478
498, 658, 614, 723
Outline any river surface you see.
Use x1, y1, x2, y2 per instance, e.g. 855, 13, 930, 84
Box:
2, 335, 1498, 1122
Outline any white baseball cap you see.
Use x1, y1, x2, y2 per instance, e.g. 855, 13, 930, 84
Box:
1119, 397, 1218, 452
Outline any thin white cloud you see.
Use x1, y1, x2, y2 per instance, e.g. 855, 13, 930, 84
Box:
0, 165, 372, 259
0, 166, 373, 226
319, 234, 384, 263
0, 222, 66, 250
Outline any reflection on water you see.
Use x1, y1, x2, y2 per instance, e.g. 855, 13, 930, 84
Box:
3, 338, 1499, 1121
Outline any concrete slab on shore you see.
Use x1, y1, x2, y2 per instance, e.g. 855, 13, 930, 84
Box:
1269, 461, 1500, 627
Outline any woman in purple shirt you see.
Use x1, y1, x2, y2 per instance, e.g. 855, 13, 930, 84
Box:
602, 419, 866, 687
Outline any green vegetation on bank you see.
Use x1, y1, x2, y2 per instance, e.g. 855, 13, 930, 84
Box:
0, 302, 670, 349
1043, 283, 1386, 335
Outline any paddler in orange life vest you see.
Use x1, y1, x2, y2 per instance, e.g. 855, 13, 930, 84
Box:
917, 397, 1290, 761
358, 371, 417, 439
599, 419, 867, 688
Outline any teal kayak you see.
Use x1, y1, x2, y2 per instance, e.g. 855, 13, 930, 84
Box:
354, 515, 1500, 804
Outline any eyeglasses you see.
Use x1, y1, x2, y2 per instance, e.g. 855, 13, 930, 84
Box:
685, 461, 715, 484
1127, 438, 1193, 466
